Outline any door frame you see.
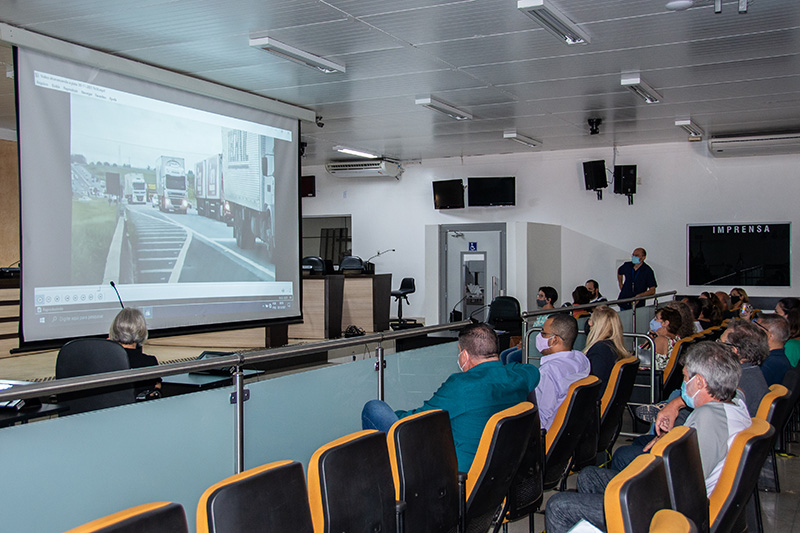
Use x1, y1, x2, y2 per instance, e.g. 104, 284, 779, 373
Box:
438, 223, 507, 324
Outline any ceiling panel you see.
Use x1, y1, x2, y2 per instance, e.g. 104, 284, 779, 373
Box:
0, 0, 799, 165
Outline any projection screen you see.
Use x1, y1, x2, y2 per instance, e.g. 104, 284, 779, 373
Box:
16, 47, 302, 344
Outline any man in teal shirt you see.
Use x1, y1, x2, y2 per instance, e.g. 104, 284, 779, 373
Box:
362, 322, 541, 471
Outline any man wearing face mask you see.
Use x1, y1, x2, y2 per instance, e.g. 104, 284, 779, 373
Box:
534, 314, 590, 430
616, 247, 657, 310
545, 341, 750, 533
361, 322, 540, 472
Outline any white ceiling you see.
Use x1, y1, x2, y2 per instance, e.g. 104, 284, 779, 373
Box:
1, 0, 799, 165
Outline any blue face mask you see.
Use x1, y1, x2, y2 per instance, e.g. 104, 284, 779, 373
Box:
681, 375, 700, 409
631, 256, 641, 265
650, 318, 662, 332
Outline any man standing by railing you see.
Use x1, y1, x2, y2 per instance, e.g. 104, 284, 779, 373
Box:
617, 247, 657, 310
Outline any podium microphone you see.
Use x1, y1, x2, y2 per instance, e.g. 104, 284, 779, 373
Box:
110, 281, 125, 309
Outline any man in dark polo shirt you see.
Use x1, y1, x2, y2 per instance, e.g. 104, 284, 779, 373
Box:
617, 247, 657, 310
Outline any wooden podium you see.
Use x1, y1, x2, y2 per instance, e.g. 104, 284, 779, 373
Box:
341, 273, 392, 333
288, 275, 345, 340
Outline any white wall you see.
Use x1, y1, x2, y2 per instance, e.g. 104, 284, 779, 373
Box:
301, 142, 800, 324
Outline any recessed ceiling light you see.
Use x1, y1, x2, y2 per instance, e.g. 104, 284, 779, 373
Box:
666, 0, 695, 11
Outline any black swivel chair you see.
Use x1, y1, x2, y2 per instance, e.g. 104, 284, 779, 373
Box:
338, 255, 365, 274
301, 256, 325, 276
55, 338, 136, 415
486, 296, 523, 343
390, 278, 422, 330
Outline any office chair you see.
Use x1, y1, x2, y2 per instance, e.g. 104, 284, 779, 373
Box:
390, 278, 421, 330
486, 296, 522, 336
338, 255, 365, 274
301, 256, 325, 276
55, 338, 136, 415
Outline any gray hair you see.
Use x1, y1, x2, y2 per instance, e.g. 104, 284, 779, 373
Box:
725, 319, 768, 365
756, 314, 790, 345
109, 308, 148, 346
458, 322, 498, 359
681, 341, 741, 402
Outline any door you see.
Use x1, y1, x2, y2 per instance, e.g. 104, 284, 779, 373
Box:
439, 223, 506, 324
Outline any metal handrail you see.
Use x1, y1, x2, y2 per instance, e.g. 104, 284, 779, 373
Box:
520, 290, 678, 320
520, 290, 676, 369
0, 320, 470, 402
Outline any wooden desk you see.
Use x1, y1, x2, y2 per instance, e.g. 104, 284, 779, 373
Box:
341, 274, 392, 333
289, 275, 345, 340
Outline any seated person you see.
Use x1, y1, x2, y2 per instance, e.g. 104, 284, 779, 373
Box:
756, 314, 791, 386
532, 286, 558, 327
361, 322, 540, 472
620, 319, 768, 469
583, 306, 629, 394
665, 300, 697, 339
109, 308, 161, 399
716, 291, 735, 319
571, 285, 592, 318
545, 341, 751, 533
784, 307, 800, 367
698, 296, 723, 330
535, 314, 590, 430
729, 287, 749, 315
585, 279, 606, 303
649, 306, 682, 371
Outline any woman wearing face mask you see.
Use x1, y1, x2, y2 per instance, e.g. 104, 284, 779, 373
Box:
649, 307, 682, 371
729, 287, 749, 314
532, 286, 558, 327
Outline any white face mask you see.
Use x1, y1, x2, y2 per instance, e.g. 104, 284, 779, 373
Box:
458, 350, 468, 372
535, 332, 551, 353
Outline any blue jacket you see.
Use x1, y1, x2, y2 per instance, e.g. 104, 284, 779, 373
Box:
396, 360, 540, 472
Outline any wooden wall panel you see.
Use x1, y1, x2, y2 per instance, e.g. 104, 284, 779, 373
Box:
0, 140, 20, 268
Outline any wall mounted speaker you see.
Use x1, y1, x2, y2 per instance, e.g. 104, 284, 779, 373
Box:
583, 160, 607, 190
613, 165, 637, 195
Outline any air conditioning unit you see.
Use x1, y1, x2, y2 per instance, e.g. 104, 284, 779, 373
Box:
708, 132, 800, 157
325, 160, 402, 178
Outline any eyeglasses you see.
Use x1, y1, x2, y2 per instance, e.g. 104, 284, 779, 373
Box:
753, 321, 768, 333
542, 330, 560, 339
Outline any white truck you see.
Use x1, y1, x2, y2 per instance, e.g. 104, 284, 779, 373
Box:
221, 129, 275, 251
124, 173, 147, 204
155, 156, 188, 214
195, 154, 225, 220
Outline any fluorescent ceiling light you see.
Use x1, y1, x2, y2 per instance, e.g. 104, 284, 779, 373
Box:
333, 146, 379, 159
248, 36, 345, 74
503, 129, 541, 148
675, 118, 705, 140
621, 73, 663, 104
415, 96, 472, 121
665, 0, 695, 11
517, 0, 590, 45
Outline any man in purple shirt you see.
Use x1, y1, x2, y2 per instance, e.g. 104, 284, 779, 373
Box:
534, 314, 591, 429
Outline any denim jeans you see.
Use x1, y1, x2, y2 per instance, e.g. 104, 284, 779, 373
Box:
545, 466, 619, 533
361, 399, 400, 432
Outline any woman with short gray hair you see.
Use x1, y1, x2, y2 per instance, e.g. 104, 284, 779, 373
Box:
109, 308, 160, 398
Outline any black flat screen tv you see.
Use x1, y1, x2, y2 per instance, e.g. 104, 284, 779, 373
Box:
467, 177, 515, 207
687, 222, 790, 286
432, 179, 465, 209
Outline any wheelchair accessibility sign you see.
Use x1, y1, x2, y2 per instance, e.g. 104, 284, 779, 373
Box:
468, 242, 478, 251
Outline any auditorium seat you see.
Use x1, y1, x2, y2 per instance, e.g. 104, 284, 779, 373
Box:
755, 384, 792, 493
387, 410, 459, 533
649, 426, 709, 532
196, 460, 313, 533
65, 502, 188, 533
460, 401, 537, 533
604, 454, 672, 533
543, 375, 602, 490
650, 509, 699, 533
308, 429, 401, 533
708, 418, 775, 533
